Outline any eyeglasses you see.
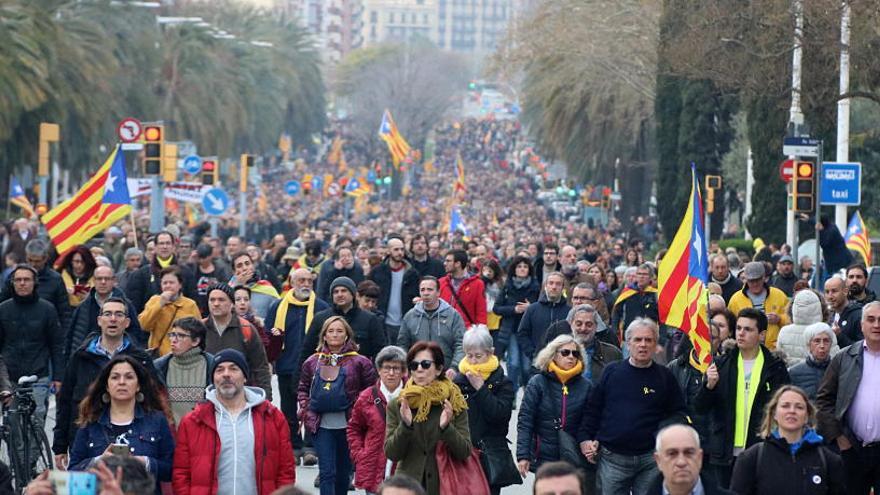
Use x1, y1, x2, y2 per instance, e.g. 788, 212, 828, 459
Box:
379, 365, 403, 374
408, 360, 435, 372
100, 311, 128, 319
557, 349, 581, 359
168, 332, 192, 340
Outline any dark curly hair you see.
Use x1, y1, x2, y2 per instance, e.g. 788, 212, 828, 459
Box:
77, 355, 170, 427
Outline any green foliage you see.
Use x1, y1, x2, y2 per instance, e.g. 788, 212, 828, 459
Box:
745, 95, 789, 242
718, 238, 754, 256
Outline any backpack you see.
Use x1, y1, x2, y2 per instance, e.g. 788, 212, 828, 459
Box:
308, 365, 350, 413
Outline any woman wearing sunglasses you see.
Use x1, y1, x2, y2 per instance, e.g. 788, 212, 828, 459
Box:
516, 335, 591, 480
385, 341, 472, 495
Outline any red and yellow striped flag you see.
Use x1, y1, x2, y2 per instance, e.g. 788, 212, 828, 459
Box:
453, 152, 466, 196
378, 109, 411, 168
41, 145, 131, 258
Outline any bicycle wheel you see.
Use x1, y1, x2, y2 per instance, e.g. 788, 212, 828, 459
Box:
25, 418, 53, 480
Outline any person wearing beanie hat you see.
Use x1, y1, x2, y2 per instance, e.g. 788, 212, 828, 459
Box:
212, 348, 250, 379
203, 283, 273, 401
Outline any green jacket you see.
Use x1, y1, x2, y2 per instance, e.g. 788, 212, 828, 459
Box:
385, 396, 473, 495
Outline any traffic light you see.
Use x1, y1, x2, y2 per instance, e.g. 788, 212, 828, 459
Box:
239, 154, 254, 192
705, 175, 722, 190
143, 125, 163, 175
201, 159, 218, 185
793, 161, 816, 213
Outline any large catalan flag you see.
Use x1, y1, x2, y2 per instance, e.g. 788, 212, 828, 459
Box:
41, 145, 131, 258
378, 109, 410, 168
9, 177, 35, 218
845, 211, 872, 265
658, 166, 712, 372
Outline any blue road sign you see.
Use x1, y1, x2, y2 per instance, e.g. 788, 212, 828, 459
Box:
183, 155, 202, 175
202, 187, 229, 215
820, 162, 861, 206
285, 180, 301, 196
312, 177, 323, 190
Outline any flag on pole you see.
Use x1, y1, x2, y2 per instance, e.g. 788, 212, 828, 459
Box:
345, 177, 370, 198
845, 211, 872, 265
41, 145, 131, 258
658, 165, 712, 373
9, 177, 35, 218
449, 205, 469, 238
453, 153, 466, 195
378, 109, 411, 168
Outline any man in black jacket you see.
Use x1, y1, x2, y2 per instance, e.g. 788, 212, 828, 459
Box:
709, 254, 742, 304
0, 265, 64, 425
52, 297, 155, 469
696, 308, 790, 488
368, 237, 420, 342
825, 276, 863, 346
649, 424, 734, 495
0, 238, 72, 334
409, 234, 444, 279
126, 230, 197, 312
516, 272, 570, 363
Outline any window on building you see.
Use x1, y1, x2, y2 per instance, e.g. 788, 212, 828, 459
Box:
389, 12, 395, 23
370, 10, 377, 23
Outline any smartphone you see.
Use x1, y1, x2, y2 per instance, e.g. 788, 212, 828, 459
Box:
109, 443, 131, 456
49, 470, 97, 495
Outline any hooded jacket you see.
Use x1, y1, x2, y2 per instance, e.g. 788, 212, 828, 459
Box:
398, 299, 467, 370
515, 292, 571, 359
65, 287, 143, 360
776, 291, 838, 366
172, 385, 295, 495
439, 272, 487, 327
728, 284, 790, 350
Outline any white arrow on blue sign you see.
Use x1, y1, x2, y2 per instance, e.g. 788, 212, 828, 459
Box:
285, 180, 301, 196
183, 155, 202, 175
820, 162, 861, 206
202, 188, 229, 215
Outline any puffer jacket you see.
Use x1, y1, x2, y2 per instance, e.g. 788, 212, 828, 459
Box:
515, 292, 571, 359
347, 381, 397, 493
439, 272, 488, 327
297, 341, 377, 434
453, 366, 515, 446
398, 299, 466, 369
516, 370, 591, 470
776, 290, 826, 365
728, 285, 790, 350
65, 287, 143, 360
494, 277, 541, 335
730, 430, 846, 494
0, 265, 73, 334
126, 256, 197, 313
789, 355, 830, 399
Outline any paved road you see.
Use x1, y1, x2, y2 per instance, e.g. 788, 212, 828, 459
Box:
46, 375, 536, 494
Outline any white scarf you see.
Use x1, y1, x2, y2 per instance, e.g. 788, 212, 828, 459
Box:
380, 381, 403, 403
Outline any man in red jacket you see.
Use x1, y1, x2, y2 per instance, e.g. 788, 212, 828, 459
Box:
173, 349, 295, 494
439, 249, 487, 327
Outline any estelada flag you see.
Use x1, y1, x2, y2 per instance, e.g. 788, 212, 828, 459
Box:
41, 145, 131, 259
845, 211, 872, 265
658, 165, 712, 373
378, 109, 411, 168
9, 176, 35, 218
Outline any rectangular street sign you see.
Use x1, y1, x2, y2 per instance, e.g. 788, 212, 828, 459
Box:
820, 162, 861, 205
783, 137, 820, 157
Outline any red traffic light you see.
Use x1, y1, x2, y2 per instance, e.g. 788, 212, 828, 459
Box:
144, 126, 162, 142
203, 160, 216, 171
796, 162, 814, 178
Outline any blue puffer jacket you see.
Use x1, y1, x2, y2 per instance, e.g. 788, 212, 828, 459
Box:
516, 371, 591, 470
69, 406, 175, 483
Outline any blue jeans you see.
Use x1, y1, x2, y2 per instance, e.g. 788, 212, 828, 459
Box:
506, 336, 529, 390
314, 427, 352, 495
596, 447, 657, 495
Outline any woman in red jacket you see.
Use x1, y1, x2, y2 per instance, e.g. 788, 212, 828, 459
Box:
347, 345, 408, 494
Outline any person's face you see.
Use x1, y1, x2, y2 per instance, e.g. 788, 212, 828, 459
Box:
847, 268, 867, 292
552, 342, 580, 371
98, 302, 129, 339
125, 254, 142, 271
577, 263, 590, 276
12, 269, 36, 297
178, 240, 192, 258
515, 261, 530, 278
161, 273, 182, 295
561, 247, 577, 266
654, 428, 702, 493
605, 271, 617, 287
635, 269, 651, 289
246, 245, 261, 262
443, 254, 457, 274
233, 255, 254, 281
774, 390, 808, 434
543, 248, 558, 266
862, 304, 880, 348
613, 244, 624, 257
169, 326, 200, 356
711, 313, 731, 341
809, 332, 832, 362
378, 360, 404, 391
587, 243, 598, 254
290, 270, 313, 300
337, 248, 354, 268
323, 320, 348, 349
778, 260, 793, 276
412, 237, 428, 256
824, 278, 847, 308
735, 316, 763, 351
155, 234, 175, 259
428, 241, 440, 258
409, 349, 441, 386
332, 286, 353, 308
571, 311, 597, 343
26, 253, 47, 271
225, 237, 241, 258
481, 266, 495, 280
587, 266, 602, 281
208, 291, 233, 318
107, 362, 140, 403
233, 289, 251, 315
357, 294, 378, 312
627, 327, 656, 365
475, 245, 487, 260
527, 244, 539, 258
71, 254, 85, 275
711, 256, 729, 280
419, 280, 439, 306
388, 239, 405, 262
545, 276, 564, 299
213, 362, 246, 400
273, 234, 286, 249
746, 277, 765, 295
569, 287, 594, 306
534, 474, 582, 495
465, 347, 491, 366
92, 266, 115, 295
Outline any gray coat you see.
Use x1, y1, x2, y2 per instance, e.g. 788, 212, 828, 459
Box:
398, 299, 465, 369
816, 342, 867, 442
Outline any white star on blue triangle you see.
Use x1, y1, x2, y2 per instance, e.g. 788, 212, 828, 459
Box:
102, 146, 131, 206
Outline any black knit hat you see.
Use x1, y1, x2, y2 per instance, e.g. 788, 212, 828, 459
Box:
207, 282, 234, 302
212, 348, 250, 380
329, 276, 357, 297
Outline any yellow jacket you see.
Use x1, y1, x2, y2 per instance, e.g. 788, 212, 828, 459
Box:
139, 295, 202, 357
727, 286, 790, 350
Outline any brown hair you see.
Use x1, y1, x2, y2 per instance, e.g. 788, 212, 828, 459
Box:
315, 315, 357, 352
759, 385, 816, 438
406, 340, 446, 371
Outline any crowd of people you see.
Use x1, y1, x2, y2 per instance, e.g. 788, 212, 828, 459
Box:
0, 117, 874, 495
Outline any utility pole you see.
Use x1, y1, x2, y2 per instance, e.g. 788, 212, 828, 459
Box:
787, 0, 806, 260
835, 0, 851, 228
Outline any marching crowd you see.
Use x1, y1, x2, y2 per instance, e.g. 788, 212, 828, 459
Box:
0, 118, 874, 495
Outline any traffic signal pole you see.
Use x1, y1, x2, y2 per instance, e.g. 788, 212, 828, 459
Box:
814, 143, 823, 288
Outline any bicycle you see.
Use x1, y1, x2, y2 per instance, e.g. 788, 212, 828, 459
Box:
0, 375, 54, 493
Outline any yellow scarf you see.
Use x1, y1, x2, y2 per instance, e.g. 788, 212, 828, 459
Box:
549, 360, 584, 386
735, 349, 765, 448
156, 256, 174, 269
458, 355, 500, 380
274, 289, 316, 334
401, 378, 468, 423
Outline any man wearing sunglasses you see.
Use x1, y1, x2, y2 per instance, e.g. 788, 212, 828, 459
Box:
52, 297, 156, 470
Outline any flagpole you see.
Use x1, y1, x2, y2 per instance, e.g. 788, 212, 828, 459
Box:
129, 210, 139, 250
